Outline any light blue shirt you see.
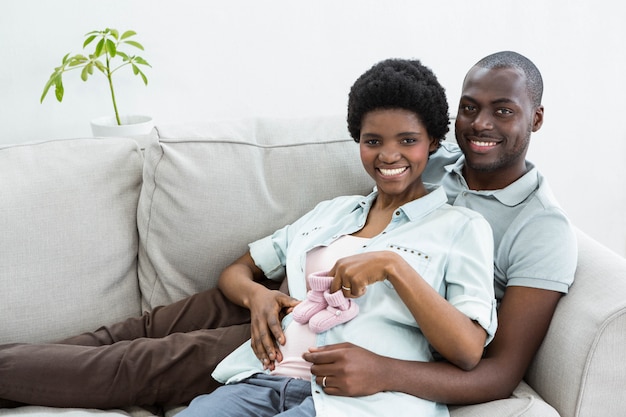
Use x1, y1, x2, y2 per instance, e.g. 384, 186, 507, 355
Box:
213, 185, 497, 417
423, 142, 577, 301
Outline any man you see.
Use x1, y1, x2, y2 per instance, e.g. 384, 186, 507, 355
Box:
0, 51, 576, 412
303, 51, 577, 409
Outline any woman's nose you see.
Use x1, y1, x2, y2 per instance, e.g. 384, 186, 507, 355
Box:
378, 146, 400, 163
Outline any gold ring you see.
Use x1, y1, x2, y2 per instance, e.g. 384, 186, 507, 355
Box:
322, 376, 327, 388
341, 285, 351, 291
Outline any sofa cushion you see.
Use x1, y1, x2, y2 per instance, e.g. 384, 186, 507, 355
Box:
0, 138, 143, 343
0, 406, 137, 416
137, 115, 374, 310
450, 380, 558, 417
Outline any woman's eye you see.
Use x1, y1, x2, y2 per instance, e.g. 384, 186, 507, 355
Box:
402, 138, 417, 144
365, 139, 380, 145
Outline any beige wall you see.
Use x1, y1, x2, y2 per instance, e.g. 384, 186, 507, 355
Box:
1, 0, 625, 256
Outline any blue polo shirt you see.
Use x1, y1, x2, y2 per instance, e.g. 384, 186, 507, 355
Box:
423, 142, 577, 301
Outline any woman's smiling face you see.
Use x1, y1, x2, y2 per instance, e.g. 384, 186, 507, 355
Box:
359, 108, 437, 206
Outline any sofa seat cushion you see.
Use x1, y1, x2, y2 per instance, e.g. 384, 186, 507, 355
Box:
450, 380, 558, 417
0, 406, 139, 416
0, 138, 143, 343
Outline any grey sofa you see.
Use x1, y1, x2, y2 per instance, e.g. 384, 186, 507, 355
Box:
1, 115, 625, 417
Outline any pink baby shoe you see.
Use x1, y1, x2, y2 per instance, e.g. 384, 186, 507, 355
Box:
308, 289, 359, 333
292, 271, 333, 324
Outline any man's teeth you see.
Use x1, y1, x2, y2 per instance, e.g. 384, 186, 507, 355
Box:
379, 167, 406, 176
471, 140, 497, 147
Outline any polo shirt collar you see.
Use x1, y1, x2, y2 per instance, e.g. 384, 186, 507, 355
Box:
446, 156, 539, 207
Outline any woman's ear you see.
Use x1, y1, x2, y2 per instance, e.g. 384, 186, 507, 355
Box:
428, 137, 440, 153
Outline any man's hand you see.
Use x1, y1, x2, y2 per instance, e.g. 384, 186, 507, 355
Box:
248, 289, 299, 370
303, 342, 388, 396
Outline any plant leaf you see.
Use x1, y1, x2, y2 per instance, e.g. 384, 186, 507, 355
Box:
54, 77, 64, 102
133, 66, 148, 85
123, 40, 144, 50
117, 51, 130, 61
121, 30, 137, 40
95, 38, 105, 56
133, 56, 151, 66
109, 28, 119, 40
68, 55, 88, 67
83, 34, 97, 48
40, 76, 56, 103
94, 60, 107, 73
106, 39, 117, 57
81, 65, 90, 81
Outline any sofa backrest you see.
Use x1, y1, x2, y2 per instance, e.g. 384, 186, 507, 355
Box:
137, 115, 374, 310
0, 138, 143, 343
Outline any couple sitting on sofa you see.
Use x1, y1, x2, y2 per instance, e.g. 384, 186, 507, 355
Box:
0, 51, 576, 416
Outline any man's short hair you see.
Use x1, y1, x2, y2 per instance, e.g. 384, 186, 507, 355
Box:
475, 51, 544, 107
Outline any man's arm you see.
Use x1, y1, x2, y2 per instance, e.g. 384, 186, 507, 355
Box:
304, 286, 562, 403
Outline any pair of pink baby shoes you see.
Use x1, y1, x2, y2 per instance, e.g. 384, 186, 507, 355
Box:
292, 271, 359, 333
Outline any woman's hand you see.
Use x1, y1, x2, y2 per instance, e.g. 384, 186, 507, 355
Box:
329, 251, 402, 296
248, 288, 299, 370
217, 252, 299, 370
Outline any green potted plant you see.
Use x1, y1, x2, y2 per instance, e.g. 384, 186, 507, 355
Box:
41, 28, 153, 137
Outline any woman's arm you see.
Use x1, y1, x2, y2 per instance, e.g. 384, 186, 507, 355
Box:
386, 253, 487, 371
329, 250, 487, 371
218, 252, 299, 370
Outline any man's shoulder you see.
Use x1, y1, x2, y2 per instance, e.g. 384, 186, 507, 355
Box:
432, 141, 462, 162
520, 168, 569, 221
424, 142, 461, 184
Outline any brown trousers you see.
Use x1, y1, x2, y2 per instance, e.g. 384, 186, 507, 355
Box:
0, 284, 274, 409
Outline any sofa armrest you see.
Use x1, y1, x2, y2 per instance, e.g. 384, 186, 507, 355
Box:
526, 228, 626, 417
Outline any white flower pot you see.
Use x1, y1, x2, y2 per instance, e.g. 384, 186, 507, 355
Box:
90, 115, 154, 138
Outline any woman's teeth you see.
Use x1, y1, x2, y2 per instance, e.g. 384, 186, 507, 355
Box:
379, 167, 406, 176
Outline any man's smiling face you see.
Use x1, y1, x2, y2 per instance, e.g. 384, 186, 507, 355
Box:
455, 66, 543, 188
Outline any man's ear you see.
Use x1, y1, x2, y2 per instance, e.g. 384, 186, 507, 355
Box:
532, 105, 544, 132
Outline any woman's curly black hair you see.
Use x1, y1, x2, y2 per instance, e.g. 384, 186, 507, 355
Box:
347, 59, 449, 147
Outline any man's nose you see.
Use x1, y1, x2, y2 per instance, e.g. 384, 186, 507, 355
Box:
471, 111, 494, 131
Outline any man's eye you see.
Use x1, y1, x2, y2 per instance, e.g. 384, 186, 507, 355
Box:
461, 105, 476, 112
496, 108, 513, 115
